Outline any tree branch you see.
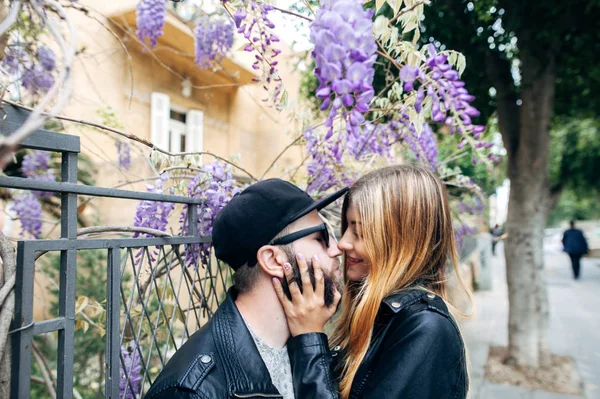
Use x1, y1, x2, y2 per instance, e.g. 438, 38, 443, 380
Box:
0, 232, 16, 386
270, 5, 313, 22
484, 51, 520, 158
2, 99, 258, 181
32, 341, 56, 399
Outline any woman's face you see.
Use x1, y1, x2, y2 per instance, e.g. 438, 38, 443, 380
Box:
338, 202, 370, 281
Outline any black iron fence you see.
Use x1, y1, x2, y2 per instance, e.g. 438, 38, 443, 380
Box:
1, 105, 232, 398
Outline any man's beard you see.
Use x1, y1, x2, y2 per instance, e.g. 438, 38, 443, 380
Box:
280, 247, 342, 308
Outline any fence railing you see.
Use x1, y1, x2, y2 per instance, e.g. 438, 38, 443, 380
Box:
1, 105, 232, 399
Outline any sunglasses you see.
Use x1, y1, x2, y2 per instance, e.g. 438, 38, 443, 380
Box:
269, 223, 330, 247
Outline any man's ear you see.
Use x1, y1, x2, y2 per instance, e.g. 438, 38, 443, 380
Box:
256, 245, 287, 278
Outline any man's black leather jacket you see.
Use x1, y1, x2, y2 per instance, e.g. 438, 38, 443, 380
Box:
287, 289, 469, 399
144, 287, 294, 398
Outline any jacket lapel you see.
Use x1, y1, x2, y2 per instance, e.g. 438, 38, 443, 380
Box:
212, 288, 282, 398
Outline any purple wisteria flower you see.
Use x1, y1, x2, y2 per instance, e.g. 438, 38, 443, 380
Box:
133, 174, 175, 263
22, 150, 56, 198
119, 342, 143, 399
181, 161, 240, 267
456, 197, 484, 215
2, 47, 27, 75
454, 222, 477, 249
235, 1, 283, 105
22, 65, 55, 94
116, 140, 132, 171
37, 46, 56, 71
11, 192, 43, 238
3, 45, 56, 94
400, 45, 486, 138
136, 0, 166, 48
311, 0, 377, 138
133, 174, 175, 236
402, 122, 439, 171
194, 15, 234, 70
305, 128, 339, 194
346, 121, 401, 161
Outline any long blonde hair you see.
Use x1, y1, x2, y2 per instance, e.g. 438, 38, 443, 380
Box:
330, 165, 471, 398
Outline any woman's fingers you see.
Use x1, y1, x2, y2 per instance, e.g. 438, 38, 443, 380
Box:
312, 255, 325, 300
283, 262, 302, 301
296, 253, 313, 294
271, 277, 289, 309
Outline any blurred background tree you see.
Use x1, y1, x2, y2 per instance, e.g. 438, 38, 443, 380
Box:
421, 0, 600, 368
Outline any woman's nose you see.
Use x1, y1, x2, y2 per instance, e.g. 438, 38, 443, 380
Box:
338, 233, 352, 251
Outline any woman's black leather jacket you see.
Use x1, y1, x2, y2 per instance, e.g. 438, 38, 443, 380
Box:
287, 289, 468, 399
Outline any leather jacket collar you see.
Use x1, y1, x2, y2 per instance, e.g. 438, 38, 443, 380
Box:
214, 287, 282, 398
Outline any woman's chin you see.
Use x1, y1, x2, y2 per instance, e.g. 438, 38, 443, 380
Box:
345, 268, 367, 282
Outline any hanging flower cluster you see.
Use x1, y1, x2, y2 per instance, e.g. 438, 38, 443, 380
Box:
22, 150, 56, 197
194, 15, 235, 69
454, 222, 478, 249
311, 0, 377, 138
234, 1, 283, 107
10, 150, 57, 238
116, 140, 132, 171
346, 121, 401, 161
11, 191, 43, 238
180, 161, 241, 267
400, 120, 439, 171
456, 196, 484, 214
400, 44, 488, 143
3, 45, 57, 94
136, 0, 166, 48
305, 128, 339, 194
119, 342, 143, 399
132, 174, 175, 238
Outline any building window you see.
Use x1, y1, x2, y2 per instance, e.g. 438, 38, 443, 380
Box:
151, 92, 204, 156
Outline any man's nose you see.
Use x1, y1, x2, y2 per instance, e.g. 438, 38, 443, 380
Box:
328, 236, 343, 257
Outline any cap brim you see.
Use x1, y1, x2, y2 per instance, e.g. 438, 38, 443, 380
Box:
290, 186, 349, 223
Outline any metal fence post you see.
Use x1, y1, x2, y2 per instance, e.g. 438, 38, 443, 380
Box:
56, 151, 78, 399
105, 247, 121, 399
10, 242, 35, 399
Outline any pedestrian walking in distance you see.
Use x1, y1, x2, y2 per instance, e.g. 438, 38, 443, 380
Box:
562, 220, 589, 280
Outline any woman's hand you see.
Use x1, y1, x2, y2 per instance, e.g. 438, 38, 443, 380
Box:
272, 254, 341, 337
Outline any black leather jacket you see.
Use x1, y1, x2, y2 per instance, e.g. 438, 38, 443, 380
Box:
145, 287, 294, 399
287, 289, 469, 399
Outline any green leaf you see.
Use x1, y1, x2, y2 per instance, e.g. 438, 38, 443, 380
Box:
376, 0, 386, 12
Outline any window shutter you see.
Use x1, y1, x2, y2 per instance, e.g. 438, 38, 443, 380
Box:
151, 92, 170, 151
186, 110, 204, 160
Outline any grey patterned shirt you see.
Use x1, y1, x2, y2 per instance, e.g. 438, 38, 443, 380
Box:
243, 318, 295, 399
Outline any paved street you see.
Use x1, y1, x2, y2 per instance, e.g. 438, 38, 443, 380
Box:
463, 242, 600, 399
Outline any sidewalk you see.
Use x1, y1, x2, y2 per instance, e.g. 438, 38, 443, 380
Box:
463, 242, 600, 399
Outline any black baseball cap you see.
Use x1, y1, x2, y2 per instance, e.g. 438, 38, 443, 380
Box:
212, 179, 348, 270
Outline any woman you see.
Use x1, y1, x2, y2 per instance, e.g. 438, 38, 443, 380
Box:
272, 165, 470, 399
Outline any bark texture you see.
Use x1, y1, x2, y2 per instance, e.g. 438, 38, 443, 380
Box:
499, 46, 556, 368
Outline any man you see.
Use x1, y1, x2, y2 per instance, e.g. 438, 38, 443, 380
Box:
490, 224, 503, 256
562, 220, 589, 280
144, 178, 346, 399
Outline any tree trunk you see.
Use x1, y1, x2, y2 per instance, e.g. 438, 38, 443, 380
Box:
502, 48, 556, 368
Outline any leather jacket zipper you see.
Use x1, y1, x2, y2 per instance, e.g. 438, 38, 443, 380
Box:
232, 394, 283, 398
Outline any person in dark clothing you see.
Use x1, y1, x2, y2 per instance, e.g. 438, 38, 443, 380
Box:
491, 224, 503, 256
144, 179, 346, 399
562, 220, 589, 280
272, 165, 470, 399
